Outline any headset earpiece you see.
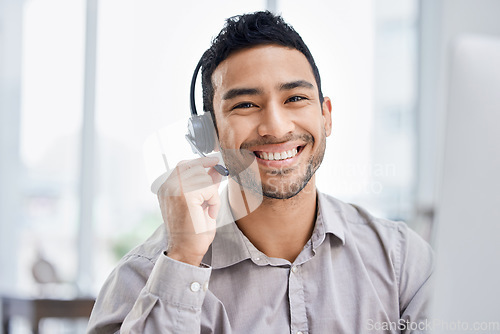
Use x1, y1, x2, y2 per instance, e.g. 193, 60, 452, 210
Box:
187, 113, 215, 154
187, 57, 229, 176
187, 57, 217, 154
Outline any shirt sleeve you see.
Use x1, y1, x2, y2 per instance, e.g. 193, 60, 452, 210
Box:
87, 253, 212, 334
397, 225, 435, 333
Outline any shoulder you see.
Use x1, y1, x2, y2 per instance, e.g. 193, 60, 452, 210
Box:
318, 192, 434, 283
110, 224, 167, 282
125, 224, 167, 262
96, 225, 166, 303
88, 225, 167, 332
319, 192, 430, 248
99, 224, 167, 283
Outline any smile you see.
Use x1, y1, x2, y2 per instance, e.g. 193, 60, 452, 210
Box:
254, 146, 303, 161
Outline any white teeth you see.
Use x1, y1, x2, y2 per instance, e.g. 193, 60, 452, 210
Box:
258, 147, 300, 161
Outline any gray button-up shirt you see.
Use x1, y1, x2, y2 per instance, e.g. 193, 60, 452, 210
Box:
87, 191, 433, 333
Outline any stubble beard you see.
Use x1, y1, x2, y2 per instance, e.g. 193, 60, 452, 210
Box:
220, 132, 327, 200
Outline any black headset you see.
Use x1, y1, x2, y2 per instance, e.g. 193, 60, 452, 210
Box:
186, 57, 230, 176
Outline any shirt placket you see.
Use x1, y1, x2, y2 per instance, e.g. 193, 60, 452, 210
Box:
288, 263, 308, 334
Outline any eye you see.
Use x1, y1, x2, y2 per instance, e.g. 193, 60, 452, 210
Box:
286, 96, 308, 103
232, 102, 257, 110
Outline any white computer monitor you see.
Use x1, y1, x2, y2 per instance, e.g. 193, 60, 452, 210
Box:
432, 34, 500, 327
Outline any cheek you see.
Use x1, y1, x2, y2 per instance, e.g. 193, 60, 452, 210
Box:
291, 105, 325, 133
300, 117, 324, 140
219, 116, 257, 147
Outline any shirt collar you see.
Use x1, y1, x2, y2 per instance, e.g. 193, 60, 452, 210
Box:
311, 191, 346, 249
203, 188, 346, 269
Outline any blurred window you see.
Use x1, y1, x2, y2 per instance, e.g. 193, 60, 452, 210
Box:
18, 0, 85, 294
3, 0, 419, 298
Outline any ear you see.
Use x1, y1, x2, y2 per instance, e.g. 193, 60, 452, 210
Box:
321, 97, 333, 136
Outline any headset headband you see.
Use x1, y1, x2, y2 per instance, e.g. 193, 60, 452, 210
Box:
190, 57, 203, 117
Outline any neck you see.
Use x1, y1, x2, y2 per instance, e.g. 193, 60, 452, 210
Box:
228, 176, 318, 263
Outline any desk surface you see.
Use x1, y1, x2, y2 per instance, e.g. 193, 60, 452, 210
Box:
1, 296, 95, 334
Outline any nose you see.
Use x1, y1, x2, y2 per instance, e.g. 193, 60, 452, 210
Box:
257, 102, 295, 138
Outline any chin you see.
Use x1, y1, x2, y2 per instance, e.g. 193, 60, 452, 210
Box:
261, 172, 314, 200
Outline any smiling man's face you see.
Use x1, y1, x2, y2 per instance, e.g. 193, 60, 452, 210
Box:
212, 44, 332, 199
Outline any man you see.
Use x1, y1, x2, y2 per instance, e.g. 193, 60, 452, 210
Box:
88, 11, 433, 334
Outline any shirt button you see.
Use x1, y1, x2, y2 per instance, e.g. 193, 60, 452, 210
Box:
254, 257, 260, 261
297, 331, 304, 334
291, 265, 298, 273
190, 281, 201, 292
203, 281, 209, 291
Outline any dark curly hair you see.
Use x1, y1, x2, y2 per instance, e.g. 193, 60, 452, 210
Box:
200, 11, 324, 117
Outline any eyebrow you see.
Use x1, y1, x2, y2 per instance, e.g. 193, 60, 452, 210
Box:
222, 88, 263, 100
280, 80, 314, 91
221, 80, 315, 101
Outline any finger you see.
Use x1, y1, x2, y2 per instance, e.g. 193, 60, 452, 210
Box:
181, 174, 214, 193
204, 207, 218, 230
199, 156, 220, 168
207, 198, 220, 220
185, 187, 220, 234
184, 184, 221, 224
184, 182, 220, 206
164, 164, 213, 196
179, 164, 207, 180
208, 166, 223, 185
177, 156, 219, 173
204, 184, 221, 220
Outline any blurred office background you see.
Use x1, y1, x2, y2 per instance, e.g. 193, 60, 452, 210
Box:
1, 0, 499, 333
